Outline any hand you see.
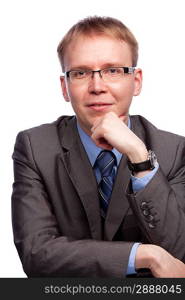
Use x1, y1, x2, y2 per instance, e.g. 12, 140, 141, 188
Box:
136, 244, 185, 278
91, 112, 148, 163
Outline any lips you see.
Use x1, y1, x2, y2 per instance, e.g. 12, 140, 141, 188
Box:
88, 103, 111, 106
87, 102, 113, 111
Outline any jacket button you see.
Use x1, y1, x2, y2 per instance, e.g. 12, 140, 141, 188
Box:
143, 209, 150, 216
148, 222, 156, 229
145, 214, 154, 222
140, 201, 148, 210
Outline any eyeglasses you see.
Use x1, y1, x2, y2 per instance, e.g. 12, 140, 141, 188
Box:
65, 66, 135, 83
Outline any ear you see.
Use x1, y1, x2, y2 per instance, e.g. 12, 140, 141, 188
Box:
60, 76, 70, 102
133, 68, 143, 96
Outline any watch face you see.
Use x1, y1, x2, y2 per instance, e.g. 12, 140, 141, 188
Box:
149, 150, 157, 166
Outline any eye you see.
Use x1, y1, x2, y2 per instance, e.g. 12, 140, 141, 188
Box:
109, 68, 118, 73
71, 70, 86, 79
104, 67, 123, 76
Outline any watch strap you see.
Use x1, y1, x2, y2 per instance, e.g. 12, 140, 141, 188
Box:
127, 150, 156, 173
127, 159, 155, 173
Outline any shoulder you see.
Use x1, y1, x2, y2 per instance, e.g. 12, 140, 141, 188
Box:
130, 115, 185, 175
13, 115, 77, 169
130, 115, 185, 145
13, 115, 76, 161
15, 115, 75, 143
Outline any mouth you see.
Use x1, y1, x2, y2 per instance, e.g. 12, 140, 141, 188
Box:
86, 103, 113, 111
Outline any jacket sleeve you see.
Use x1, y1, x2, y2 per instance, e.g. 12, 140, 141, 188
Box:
127, 138, 185, 262
11, 131, 134, 278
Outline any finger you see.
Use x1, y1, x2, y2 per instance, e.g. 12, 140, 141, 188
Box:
94, 138, 113, 150
91, 131, 113, 150
91, 122, 100, 133
91, 117, 103, 132
96, 137, 113, 150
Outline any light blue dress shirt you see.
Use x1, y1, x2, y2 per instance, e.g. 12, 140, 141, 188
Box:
76, 117, 159, 275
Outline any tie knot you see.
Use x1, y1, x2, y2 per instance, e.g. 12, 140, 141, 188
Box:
96, 150, 116, 177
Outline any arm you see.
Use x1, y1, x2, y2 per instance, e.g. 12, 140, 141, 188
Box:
91, 112, 185, 276
11, 130, 134, 277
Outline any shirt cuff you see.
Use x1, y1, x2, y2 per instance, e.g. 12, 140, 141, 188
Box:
126, 242, 141, 275
131, 163, 159, 193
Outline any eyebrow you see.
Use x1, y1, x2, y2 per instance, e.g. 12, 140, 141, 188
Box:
69, 63, 125, 70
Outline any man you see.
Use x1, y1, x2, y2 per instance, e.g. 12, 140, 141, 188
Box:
12, 16, 185, 278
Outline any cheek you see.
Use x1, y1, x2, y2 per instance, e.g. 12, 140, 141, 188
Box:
67, 86, 86, 108
110, 81, 134, 98
66, 86, 93, 129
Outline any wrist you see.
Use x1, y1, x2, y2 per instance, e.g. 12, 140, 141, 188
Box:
135, 244, 152, 269
135, 244, 160, 270
127, 143, 148, 163
127, 149, 157, 176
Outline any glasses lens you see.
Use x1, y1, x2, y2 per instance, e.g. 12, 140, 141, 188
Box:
102, 67, 124, 81
69, 70, 94, 82
70, 70, 87, 80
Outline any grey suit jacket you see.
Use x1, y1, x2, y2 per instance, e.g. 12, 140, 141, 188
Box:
11, 115, 185, 277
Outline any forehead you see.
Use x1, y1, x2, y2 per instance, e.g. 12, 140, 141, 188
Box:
63, 34, 132, 70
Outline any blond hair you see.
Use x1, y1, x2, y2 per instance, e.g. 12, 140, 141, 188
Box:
57, 16, 138, 72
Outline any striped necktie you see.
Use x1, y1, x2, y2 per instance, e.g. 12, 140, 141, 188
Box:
95, 150, 116, 218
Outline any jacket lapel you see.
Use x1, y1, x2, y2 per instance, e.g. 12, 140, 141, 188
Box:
58, 117, 102, 240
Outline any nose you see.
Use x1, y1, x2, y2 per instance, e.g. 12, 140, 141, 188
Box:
88, 71, 107, 95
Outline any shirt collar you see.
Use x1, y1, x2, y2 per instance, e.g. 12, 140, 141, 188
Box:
77, 117, 131, 167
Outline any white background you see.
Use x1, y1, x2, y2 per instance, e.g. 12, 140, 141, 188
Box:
0, 0, 185, 277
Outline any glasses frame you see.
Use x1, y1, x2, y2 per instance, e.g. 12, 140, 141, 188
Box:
65, 66, 135, 82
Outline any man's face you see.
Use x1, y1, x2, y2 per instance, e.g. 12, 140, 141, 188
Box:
60, 34, 142, 135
